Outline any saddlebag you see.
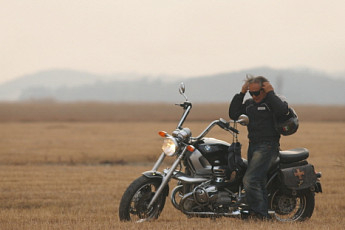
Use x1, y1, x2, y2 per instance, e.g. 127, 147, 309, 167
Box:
279, 164, 317, 190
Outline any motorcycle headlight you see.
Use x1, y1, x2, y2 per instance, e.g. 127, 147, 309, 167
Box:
162, 137, 178, 156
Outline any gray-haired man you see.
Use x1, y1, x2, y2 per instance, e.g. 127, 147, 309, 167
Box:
229, 76, 289, 219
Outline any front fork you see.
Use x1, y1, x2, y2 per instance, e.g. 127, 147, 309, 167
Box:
151, 152, 166, 172
146, 147, 187, 208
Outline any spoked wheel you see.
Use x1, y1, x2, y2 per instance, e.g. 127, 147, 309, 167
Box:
119, 176, 167, 222
269, 189, 315, 221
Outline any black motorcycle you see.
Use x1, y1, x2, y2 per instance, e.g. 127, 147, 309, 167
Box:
119, 83, 322, 222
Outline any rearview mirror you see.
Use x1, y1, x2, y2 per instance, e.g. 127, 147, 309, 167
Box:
179, 82, 188, 101
179, 82, 185, 94
237, 114, 249, 126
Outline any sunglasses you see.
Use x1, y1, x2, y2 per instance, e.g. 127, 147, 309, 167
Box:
249, 89, 263, 96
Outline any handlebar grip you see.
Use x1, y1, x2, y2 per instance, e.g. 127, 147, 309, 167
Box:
218, 119, 239, 134
229, 126, 239, 134
176, 102, 192, 109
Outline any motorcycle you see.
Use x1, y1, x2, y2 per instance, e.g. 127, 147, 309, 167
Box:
119, 83, 322, 222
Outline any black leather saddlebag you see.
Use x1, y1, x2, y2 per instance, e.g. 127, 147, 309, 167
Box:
280, 164, 317, 190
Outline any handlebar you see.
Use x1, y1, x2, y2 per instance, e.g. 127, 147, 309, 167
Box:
174, 83, 245, 143
174, 98, 240, 140
194, 119, 239, 141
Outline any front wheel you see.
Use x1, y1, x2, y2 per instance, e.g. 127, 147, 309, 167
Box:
269, 189, 315, 221
119, 176, 167, 222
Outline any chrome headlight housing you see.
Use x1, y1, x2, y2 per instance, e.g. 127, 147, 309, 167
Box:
162, 137, 178, 156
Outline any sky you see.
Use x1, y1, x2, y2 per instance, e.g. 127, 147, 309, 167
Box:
1, 0, 345, 84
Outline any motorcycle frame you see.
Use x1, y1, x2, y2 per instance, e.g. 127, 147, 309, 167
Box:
145, 101, 240, 209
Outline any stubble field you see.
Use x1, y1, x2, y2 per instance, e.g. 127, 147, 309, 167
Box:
0, 103, 344, 229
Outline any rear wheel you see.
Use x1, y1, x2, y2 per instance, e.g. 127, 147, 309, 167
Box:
119, 176, 167, 222
269, 189, 315, 221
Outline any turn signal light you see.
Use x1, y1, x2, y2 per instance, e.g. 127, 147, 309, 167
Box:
187, 145, 195, 152
158, 131, 167, 137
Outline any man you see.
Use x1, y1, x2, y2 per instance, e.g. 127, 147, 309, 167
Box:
229, 75, 289, 220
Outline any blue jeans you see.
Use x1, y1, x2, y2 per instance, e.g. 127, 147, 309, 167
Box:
242, 142, 279, 217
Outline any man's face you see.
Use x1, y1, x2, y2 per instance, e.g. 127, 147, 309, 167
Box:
249, 83, 266, 103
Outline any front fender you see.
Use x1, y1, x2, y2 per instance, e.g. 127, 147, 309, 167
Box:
142, 171, 164, 179
142, 171, 169, 197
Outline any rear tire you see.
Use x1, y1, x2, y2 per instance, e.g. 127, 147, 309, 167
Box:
269, 189, 315, 221
119, 176, 167, 222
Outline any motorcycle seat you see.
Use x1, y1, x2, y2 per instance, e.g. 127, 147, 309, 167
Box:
279, 148, 309, 164
241, 157, 279, 169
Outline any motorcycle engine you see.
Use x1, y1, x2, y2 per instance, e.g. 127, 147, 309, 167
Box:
187, 184, 234, 210
193, 185, 217, 205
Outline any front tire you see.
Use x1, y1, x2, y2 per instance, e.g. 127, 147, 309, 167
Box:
269, 189, 315, 221
119, 176, 167, 222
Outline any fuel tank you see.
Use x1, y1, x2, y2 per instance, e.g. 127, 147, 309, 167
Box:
186, 138, 230, 176
196, 138, 230, 165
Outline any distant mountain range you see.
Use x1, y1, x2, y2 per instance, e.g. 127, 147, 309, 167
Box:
0, 67, 344, 105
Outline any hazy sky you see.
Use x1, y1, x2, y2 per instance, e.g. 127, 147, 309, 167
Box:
1, 0, 345, 84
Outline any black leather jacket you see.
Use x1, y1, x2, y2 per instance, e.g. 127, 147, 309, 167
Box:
229, 91, 289, 143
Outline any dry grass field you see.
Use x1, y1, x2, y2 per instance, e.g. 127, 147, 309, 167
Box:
0, 102, 345, 229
